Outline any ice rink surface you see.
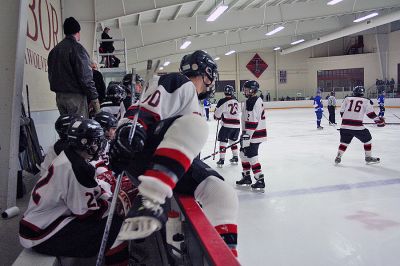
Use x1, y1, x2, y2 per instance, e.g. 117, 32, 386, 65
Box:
201, 107, 400, 266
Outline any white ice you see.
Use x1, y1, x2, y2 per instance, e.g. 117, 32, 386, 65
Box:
201, 107, 400, 266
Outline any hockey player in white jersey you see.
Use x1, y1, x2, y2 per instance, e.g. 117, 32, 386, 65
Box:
40, 114, 83, 176
20, 119, 129, 265
214, 85, 241, 168
100, 83, 127, 119
236, 80, 267, 191
335, 86, 385, 165
110, 50, 239, 256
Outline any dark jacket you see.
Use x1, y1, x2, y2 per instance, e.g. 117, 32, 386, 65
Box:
93, 69, 106, 102
48, 36, 98, 100
100, 32, 114, 52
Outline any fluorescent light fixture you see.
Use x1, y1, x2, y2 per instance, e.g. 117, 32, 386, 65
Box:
163, 61, 170, 66
159, 67, 164, 70
290, 39, 305, 45
225, 50, 235, 55
180, 40, 191, 49
266, 26, 285, 36
207, 5, 228, 22
214, 57, 220, 61
353, 12, 378, 23
327, 0, 343, 5
273, 47, 281, 51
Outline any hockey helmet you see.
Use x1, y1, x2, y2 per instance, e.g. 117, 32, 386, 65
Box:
106, 83, 126, 104
180, 50, 218, 100
67, 119, 106, 159
353, 86, 365, 97
94, 111, 118, 131
224, 85, 235, 96
243, 80, 259, 98
55, 114, 83, 139
330, 91, 335, 96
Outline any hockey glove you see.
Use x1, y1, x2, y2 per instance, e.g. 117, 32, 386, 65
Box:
374, 116, 385, 127
109, 122, 147, 174
240, 133, 251, 148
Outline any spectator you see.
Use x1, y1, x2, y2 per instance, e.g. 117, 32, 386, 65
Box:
266, 92, 270, 102
390, 78, 395, 91
100, 27, 120, 68
48, 17, 100, 118
91, 61, 106, 103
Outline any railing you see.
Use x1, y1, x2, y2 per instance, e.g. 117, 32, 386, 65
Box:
95, 38, 128, 74
366, 85, 399, 99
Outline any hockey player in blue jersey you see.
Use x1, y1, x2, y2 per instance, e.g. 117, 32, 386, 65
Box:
377, 91, 385, 118
203, 98, 211, 120
313, 89, 324, 129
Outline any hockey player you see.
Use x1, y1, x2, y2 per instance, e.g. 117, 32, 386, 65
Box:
314, 89, 324, 129
334, 86, 385, 165
20, 119, 128, 265
40, 114, 83, 176
235, 80, 267, 191
214, 85, 241, 168
110, 50, 239, 255
100, 83, 127, 119
203, 97, 211, 120
122, 73, 144, 109
327, 91, 337, 125
377, 91, 385, 118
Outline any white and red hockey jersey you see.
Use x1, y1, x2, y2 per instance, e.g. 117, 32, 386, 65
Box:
242, 96, 267, 143
124, 73, 202, 128
100, 101, 126, 120
340, 96, 378, 130
19, 148, 110, 248
214, 97, 241, 129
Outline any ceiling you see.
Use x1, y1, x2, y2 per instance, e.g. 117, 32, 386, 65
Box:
93, 0, 400, 70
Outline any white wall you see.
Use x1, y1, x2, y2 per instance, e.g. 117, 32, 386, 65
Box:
388, 30, 400, 82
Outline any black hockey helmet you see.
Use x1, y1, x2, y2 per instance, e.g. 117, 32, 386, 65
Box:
330, 91, 335, 96
180, 50, 218, 99
122, 73, 143, 87
94, 111, 118, 131
55, 114, 84, 139
67, 119, 106, 159
353, 86, 365, 97
224, 85, 235, 96
106, 83, 126, 104
243, 80, 259, 98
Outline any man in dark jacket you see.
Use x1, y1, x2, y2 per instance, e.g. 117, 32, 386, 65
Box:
48, 17, 100, 118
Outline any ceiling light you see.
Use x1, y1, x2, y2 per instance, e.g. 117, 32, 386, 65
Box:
207, 5, 228, 22
159, 67, 164, 70
327, 0, 344, 5
214, 57, 220, 61
225, 50, 235, 55
273, 47, 281, 51
163, 61, 170, 66
180, 40, 191, 49
290, 39, 305, 45
353, 12, 378, 23
266, 26, 285, 36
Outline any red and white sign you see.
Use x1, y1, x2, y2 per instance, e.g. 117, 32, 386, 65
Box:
246, 53, 268, 78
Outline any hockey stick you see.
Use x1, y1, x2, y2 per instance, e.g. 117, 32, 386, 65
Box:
201, 140, 241, 161
96, 60, 160, 266
212, 120, 219, 160
393, 114, 400, 120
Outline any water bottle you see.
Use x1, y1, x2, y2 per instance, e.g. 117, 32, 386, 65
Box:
166, 210, 183, 257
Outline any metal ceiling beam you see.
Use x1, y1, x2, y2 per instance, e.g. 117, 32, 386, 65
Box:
190, 1, 204, 17
98, 0, 201, 22
171, 4, 183, 20
226, 0, 241, 12
255, 0, 275, 8
282, 9, 400, 54
154, 9, 161, 22
240, 0, 258, 10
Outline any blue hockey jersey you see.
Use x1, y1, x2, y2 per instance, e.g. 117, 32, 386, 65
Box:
313, 95, 323, 112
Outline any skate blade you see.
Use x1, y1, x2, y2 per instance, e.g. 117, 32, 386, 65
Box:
366, 161, 380, 165
235, 184, 251, 191
251, 187, 265, 193
217, 165, 223, 168
230, 162, 238, 165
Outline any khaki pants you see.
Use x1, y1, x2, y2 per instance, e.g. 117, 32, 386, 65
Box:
56, 92, 89, 118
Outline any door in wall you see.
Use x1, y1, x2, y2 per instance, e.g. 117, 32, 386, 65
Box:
398, 64, 399, 86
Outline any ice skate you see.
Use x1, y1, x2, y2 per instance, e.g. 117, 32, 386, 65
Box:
365, 156, 380, 165
229, 156, 239, 165
334, 156, 341, 165
117, 194, 167, 241
216, 158, 224, 168
317, 126, 324, 130
236, 173, 252, 187
251, 175, 265, 193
